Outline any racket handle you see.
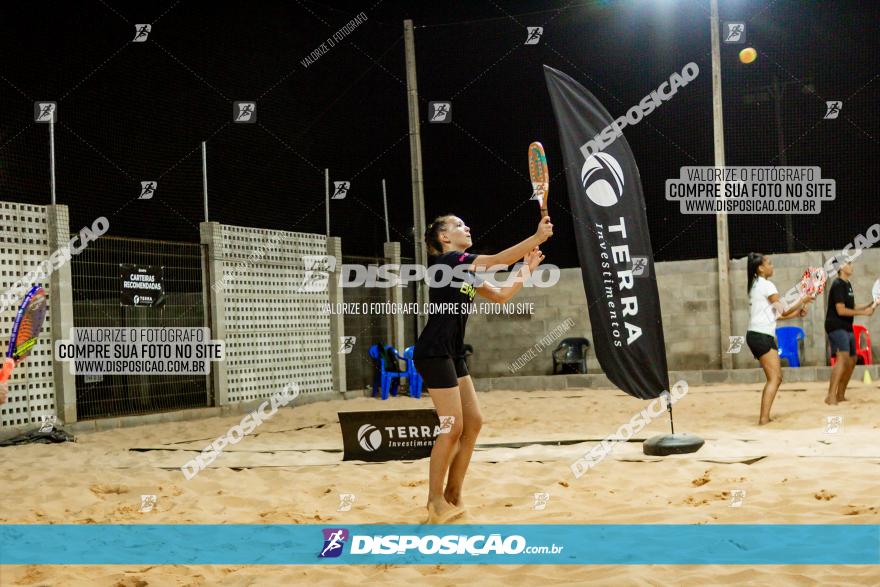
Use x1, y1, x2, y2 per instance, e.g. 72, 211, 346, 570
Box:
540, 207, 548, 219
0, 357, 13, 383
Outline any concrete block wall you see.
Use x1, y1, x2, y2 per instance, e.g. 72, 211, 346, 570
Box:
655, 257, 721, 370
201, 222, 335, 404
467, 248, 880, 378
0, 202, 72, 427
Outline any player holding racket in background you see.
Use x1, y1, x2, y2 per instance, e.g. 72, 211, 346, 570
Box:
0, 286, 49, 406
745, 254, 813, 425
824, 260, 876, 405
413, 143, 553, 523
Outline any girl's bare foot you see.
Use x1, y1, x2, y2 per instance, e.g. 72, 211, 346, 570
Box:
825, 396, 838, 405
425, 498, 463, 524
443, 490, 463, 509
758, 417, 771, 425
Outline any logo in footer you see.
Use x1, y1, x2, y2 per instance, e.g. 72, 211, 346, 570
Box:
319, 528, 349, 558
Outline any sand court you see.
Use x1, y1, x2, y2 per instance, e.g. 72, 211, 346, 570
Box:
2, 379, 878, 585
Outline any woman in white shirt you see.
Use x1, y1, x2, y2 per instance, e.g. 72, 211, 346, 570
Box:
746, 253, 812, 425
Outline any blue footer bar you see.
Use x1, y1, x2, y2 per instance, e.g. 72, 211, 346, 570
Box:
1, 524, 877, 565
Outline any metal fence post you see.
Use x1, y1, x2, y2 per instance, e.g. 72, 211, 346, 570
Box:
384, 241, 405, 354
327, 236, 347, 394
200, 221, 229, 406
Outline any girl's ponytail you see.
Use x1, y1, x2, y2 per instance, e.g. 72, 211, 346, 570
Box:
424, 215, 452, 257
747, 252, 764, 294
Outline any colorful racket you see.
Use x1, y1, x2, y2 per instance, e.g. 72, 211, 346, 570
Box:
872, 278, 879, 305
0, 286, 48, 383
528, 141, 549, 218
797, 267, 827, 298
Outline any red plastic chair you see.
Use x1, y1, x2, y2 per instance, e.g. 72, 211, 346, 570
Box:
829, 325, 872, 366
854, 324, 872, 365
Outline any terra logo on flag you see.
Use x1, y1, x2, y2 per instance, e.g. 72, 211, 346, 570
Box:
319, 528, 349, 558
581, 153, 625, 207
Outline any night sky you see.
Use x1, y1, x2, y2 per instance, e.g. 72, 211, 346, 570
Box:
1, 0, 877, 267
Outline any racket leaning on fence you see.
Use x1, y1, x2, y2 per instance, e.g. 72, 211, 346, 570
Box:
528, 141, 549, 218
0, 286, 48, 384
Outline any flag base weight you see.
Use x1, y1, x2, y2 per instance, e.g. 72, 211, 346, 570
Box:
643, 433, 704, 456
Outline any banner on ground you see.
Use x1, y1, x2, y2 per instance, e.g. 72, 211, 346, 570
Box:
339, 409, 449, 462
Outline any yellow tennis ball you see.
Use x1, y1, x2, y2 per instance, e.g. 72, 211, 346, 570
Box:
739, 47, 757, 64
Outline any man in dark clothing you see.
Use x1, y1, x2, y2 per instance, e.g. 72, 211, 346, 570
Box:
825, 261, 876, 404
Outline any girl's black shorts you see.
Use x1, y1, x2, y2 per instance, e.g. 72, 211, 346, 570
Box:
746, 331, 778, 360
413, 356, 469, 389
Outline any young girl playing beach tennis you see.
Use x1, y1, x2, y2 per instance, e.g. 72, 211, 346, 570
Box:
414, 214, 552, 523
745, 253, 812, 425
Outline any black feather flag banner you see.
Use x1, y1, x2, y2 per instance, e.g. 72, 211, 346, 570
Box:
544, 64, 668, 399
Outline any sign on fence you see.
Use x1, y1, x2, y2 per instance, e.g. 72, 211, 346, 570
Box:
119, 264, 165, 307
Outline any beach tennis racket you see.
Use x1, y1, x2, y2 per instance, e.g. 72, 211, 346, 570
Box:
0, 286, 48, 384
872, 278, 880, 305
528, 141, 549, 218
797, 267, 827, 298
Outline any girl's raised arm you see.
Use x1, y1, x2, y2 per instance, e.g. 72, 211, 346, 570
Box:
469, 217, 553, 271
